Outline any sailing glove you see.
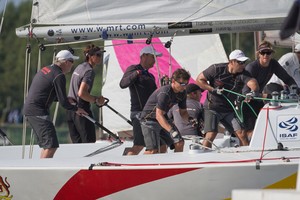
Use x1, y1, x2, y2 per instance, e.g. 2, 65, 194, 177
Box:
188, 117, 198, 128
169, 127, 182, 143
245, 91, 256, 101
212, 87, 224, 95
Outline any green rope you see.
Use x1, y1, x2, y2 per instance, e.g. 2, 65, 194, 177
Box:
221, 94, 243, 123
223, 88, 298, 103
220, 88, 296, 124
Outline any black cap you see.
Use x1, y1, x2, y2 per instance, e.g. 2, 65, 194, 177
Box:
186, 83, 202, 94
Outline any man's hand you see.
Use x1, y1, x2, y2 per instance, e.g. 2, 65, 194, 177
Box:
245, 91, 256, 102
95, 96, 105, 106
212, 87, 224, 95
68, 97, 77, 105
169, 127, 182, 143
188, 117, 198, 128
76, 108, 88, 116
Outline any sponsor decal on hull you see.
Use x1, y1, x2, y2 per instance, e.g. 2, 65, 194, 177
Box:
0, 176, 13, 200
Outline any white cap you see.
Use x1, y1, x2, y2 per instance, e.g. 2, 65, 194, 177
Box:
229, 49, 249, 61
56, 50, 79, 61
295, 44, 300, 53
140, 46, 162, 57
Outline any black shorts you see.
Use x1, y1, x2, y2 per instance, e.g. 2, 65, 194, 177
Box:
67, 109, 95, 143
204, 109, 241, 134
26, 115, 59, 149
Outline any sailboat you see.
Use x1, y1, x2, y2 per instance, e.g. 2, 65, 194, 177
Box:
0, 0, 299, 199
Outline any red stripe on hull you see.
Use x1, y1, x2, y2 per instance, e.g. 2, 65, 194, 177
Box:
54, 168, 197, 199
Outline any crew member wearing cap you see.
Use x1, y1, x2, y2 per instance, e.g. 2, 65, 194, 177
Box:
67, 44, 106, 143
242, 40, 298, 140
120, 46, 162, 155
267, 43, 300, 87
196, 49, 259, 148
168, 83, 204, 137
24, 50, 88, 158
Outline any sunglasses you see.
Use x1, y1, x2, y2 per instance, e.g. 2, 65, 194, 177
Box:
236, 60, 247, 65
95, 53, 103, 57
259, 51, 272, 56
176, 80, 189, 86
67, 59, 74, 63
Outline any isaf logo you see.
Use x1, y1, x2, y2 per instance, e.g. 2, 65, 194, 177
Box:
278, 117, 298, 140
279, 117, 298, 131
0, 176, 13, 199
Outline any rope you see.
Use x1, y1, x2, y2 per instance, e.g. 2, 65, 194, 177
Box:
22, 45, 32, 159
0, 0, 8, 35
221, 88, 298, 123
259, 105, 269, 160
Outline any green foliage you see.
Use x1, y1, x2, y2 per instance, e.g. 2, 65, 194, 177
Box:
0, 1, 104, 126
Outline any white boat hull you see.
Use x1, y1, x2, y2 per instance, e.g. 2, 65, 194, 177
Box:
0, 141, 298, 200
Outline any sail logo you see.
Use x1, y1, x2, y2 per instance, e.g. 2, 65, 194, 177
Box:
278, 116, 299, 140
0, 176, 13, 199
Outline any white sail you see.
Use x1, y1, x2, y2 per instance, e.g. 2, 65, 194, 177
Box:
16, 0, 294, 42
30, 0, 291, 24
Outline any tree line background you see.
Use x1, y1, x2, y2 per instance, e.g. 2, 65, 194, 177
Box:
0, 1, 291, 143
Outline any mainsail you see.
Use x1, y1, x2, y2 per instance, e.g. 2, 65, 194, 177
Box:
16, 0, 293, 43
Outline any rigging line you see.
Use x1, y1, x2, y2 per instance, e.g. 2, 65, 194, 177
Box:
150, 43, 162, 87
43, 40, 164, 48
224, 88, 298, 103
259, 105, 269, 161
244, 102, 258, 117
168, 0, 213, 28
191, 0, 248, 21
22, 46, 31, 159
168, 0, 247, 28
0, 0, 8, 34
221, 89, 259, 122
222, 94, 243, 123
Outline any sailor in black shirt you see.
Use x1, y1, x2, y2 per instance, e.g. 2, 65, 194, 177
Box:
197, 49, 259, 148
242, 41, 298, 139
120, 46, 160, 155
140, 68, 191, 154
24, 50, 87, 158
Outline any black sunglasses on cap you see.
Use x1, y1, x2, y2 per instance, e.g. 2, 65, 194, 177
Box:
259, 51, 272, 56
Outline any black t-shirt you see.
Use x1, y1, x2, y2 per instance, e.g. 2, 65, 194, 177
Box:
203, 63, 252, 112
243, 59, 297, 93
24, 64, 77, 116
141, 85, 187, 120
120, 64, 157, 111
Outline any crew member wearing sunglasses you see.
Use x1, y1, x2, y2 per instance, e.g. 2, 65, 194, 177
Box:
67, 44, 107, 144
140, 68, 192, 154
197, 49, 259, 148
242, 40, 298, 140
